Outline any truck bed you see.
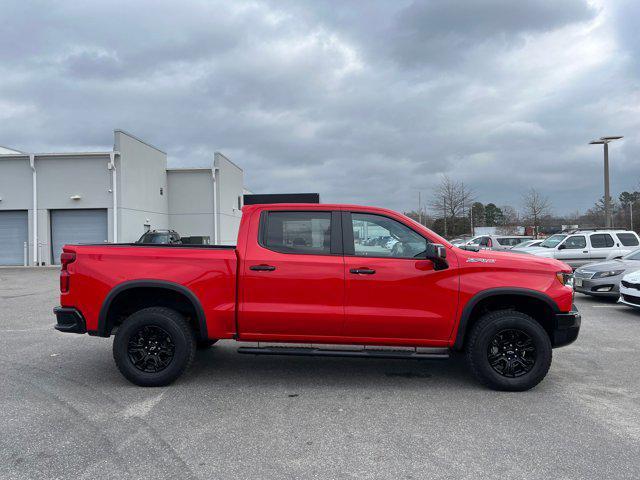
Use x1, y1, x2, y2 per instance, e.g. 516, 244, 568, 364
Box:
60, 243, 238, 339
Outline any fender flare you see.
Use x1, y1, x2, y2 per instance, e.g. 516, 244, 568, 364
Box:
453, 287, 560, 350
97, 280, 208, 339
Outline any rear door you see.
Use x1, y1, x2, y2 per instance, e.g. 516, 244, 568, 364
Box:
589, 233, 615, 261
238, 209, 345, 339
342, 211, 458, 342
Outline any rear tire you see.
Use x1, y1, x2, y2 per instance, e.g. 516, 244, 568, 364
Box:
113, 307, 196, 387
466, 310, 552, 391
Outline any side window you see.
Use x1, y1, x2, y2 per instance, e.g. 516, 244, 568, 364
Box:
479, 237, 490, 247
590, 233, 614, 248
617, 233, 639, 247
351, 213, 427, 259
563, 235, 586, 249
263, 211, 332, 255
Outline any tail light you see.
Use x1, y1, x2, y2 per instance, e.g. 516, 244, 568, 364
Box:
60, 251, 76, 293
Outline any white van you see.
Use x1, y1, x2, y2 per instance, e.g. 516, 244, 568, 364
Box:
514, 230, 640, 268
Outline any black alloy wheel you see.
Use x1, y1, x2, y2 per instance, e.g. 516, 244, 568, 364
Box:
487, 329, 536, 378
127, 325, 176, 373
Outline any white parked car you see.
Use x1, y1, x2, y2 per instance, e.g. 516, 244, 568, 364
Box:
619, 269, 640, 308
515, 230, 640, 269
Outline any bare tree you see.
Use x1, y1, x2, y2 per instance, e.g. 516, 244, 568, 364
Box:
499, 205, 519, 226
430, 175, 474, 236
522, 188, 551, 237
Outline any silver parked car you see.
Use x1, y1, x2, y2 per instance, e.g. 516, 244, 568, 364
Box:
574, 248, 640, 298
465, 235, 534, 251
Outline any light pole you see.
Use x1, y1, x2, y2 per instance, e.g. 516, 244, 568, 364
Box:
589, 136, 623, 228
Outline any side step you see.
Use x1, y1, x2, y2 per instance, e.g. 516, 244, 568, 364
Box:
237, 345, 450, 360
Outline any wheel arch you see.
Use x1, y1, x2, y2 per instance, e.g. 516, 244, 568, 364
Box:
453, 288, 559, 350
97, 280, 208, 340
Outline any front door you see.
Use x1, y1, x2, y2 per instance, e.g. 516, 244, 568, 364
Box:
556, 234, 589, 267
238, 209, 345, 340
342, 212, 458, 343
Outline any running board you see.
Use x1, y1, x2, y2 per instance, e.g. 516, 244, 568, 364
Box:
237, 345, 450, 360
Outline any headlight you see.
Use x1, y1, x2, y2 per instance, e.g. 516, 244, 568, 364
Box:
556, 272, 574, 288
592, 269, 624, 279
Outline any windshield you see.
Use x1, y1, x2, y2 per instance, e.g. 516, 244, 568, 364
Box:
623, 248, 640, 261
139, 233, 169, 244
539, 234, 567, 248
514, 240, 532, 248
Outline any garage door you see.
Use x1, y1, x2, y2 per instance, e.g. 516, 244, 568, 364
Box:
0, 210, 28, 265
50, 209, 108, 265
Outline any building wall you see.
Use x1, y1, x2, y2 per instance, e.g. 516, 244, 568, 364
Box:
0, 156, 33, 263
115, 130, 169, 242
215, 153, 244, 245
167, 169, 215, 240
0, 130, 246, 264
35, 155, 113, 264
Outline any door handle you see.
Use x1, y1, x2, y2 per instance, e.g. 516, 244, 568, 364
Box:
582, 250, 588, 253
250, 264, 276, 271
350, 268, 376, 275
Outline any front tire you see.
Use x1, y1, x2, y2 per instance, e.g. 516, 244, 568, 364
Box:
466, 310, 552, 391
113, 307, 196, 387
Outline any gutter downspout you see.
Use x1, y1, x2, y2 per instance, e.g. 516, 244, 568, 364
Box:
212, 165, 219, 245
29, 154, 37, 266
109, 153, 118, 243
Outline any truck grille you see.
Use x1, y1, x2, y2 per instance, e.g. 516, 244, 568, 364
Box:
621, 280, 640, 290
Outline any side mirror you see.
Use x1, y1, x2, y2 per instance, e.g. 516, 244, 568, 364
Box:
558, 244, 566, 250
459, 244, 480, 252
425, 243, 449, 270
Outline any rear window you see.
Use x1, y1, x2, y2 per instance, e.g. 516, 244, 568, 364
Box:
497, 237, 527, 247
616, 232, 639, 247
263, 211, 332, 255
590, 233, 614, 248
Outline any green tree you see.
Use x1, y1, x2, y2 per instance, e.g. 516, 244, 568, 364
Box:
484, 203, 504, 226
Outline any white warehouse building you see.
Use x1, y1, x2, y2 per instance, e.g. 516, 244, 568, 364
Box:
0, 130, 245, 265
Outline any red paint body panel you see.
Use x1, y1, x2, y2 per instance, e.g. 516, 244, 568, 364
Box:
59, 203, 574, 347
61, 245, 237, 339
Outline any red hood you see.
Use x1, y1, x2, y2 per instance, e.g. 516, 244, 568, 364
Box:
453, 246, 571, 273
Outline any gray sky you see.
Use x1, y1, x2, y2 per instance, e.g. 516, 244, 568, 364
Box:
1, 0, 638, 215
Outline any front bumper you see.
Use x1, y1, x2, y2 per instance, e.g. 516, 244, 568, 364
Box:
53, 307, 86, 334
618, 287, 640, 309
574, 277, 620, 297
552, 306, 581, 348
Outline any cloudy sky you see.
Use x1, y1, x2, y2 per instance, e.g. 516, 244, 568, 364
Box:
1, 0, 639, 215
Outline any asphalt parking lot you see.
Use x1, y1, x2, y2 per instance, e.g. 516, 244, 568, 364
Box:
1, 268, 639, 480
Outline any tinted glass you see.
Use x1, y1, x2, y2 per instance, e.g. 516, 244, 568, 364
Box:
264, 211, 332, 255
352, 213, 427, 258
590, 233, 614, 248
563, 235, 586, 249
617, 233, 639, 246
140, 233, 169, 244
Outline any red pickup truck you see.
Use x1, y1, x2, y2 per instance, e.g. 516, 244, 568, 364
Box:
54, 203, 580, 391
